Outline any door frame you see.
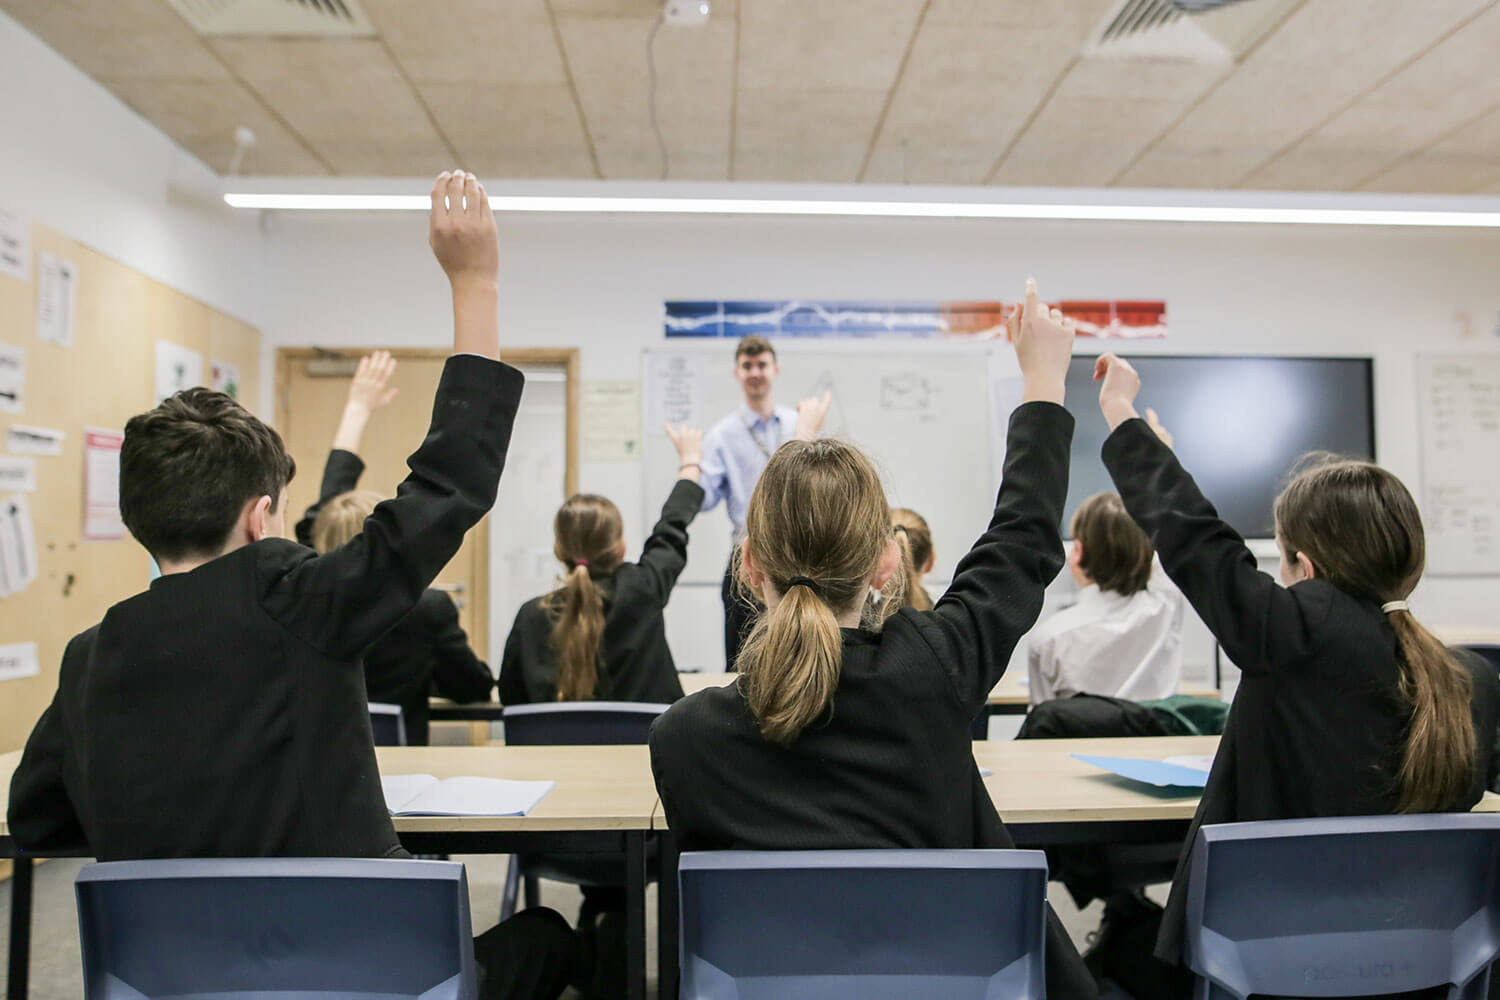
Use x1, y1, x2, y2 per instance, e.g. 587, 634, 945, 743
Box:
274, 346, 581, 659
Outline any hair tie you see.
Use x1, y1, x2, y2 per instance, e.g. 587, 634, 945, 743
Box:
786, 576, 822, 596
1381, 600, 1409, 614
574, 559, 589, 569
892, 524, 908, 535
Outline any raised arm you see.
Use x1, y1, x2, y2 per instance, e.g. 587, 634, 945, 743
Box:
265, 172, 522, 660
636, 424, 708, 603
917, 279, 1076, 715
292, 351, 398, 546
1096, 353, 1317, 675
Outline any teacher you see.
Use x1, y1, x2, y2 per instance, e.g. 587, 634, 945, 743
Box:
697, 335, 829, 669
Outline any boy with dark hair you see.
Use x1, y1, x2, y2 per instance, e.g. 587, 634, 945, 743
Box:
8, 171, 581, 999
1026, 491, 1186, 704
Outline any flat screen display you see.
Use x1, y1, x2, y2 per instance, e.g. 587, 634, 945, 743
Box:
1062, 355, 1375, 539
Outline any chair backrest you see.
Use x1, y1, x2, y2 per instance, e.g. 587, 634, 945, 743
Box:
369, 701, 406, 746
502, 701, 668, 745
678, 849, 1047, 1000
76, 857, 476, 999
1184, 814, 1500, 1000
1461, 644, 1500, 675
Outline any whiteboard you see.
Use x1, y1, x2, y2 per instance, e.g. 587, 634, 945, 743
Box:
1417, 355, 1500, 576
642, 343, 1021, 587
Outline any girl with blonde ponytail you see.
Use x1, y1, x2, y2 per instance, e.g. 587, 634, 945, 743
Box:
498, 424, 705, 706
1091, 352, 1500, 978
650, 280, 1099, 998
891, 507, 936, 611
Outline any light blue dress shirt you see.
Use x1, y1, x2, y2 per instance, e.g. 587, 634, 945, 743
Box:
699, 403, 800, 542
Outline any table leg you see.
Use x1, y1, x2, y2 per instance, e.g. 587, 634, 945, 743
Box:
7, 856, 33, 1000
657, 831, 680, 1000
625, 831, 646, 1000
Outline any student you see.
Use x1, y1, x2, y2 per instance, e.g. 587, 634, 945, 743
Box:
698, 335, 831, 669
295, 350, 495, 746
7, 172, 582, 1000
891, 506, 935, 611
649, 280, 1097, 999
1026, 491, 1185, 704
1091, 352, 1500, 986
498, 423, 703, 706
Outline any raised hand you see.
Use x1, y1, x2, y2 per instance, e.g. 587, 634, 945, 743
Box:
1007, 278, 1075, 405
347, 351, 399, 413
1093, 353, 1142, 431
429, 171, 497, 285
1145, 407, 1174, 448
665, 423, 704, 482
794, 391, 832, 441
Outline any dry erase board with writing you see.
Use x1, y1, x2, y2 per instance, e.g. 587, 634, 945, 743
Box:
641, 344, 1019, 588
1418, 355, 1500, 576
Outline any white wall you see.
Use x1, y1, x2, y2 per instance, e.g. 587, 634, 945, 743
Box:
0, 9, 264, 324
256, 208, 1500, 677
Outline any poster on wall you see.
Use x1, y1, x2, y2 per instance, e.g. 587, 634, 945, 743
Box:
83, 427, 126, 541
211, 360, 241, 399
646, 353, 704, 432
155, 341, 204, 403
0, 642, 39, 682
36, 252, 78, 347
0, 209, 28, 281
663, 300, 1167, 340
0, 494, 38, 596
0, 342, 23, 413
582, 380, 643, 461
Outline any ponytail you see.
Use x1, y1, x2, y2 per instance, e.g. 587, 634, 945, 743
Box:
549, 563, 606, 702
1389, 610, 1476, 813
739, 583, 843, 745
894, 528, 933, 611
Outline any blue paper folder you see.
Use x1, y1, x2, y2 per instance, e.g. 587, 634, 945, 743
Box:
1072, 754, 1211, 788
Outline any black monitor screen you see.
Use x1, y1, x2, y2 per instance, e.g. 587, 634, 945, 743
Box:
1063, 355, 1375, 539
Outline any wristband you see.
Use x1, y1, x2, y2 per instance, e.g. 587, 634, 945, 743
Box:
679, 462, 701, 473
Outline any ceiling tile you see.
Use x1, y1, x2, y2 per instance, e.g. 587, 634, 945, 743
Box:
925, 0, 1117, 35
555, 14, 733, 180
860, 145, 997, 185
993, 95, 1208, 186
1241, 106, 1450, 189
549, 0, 680, 15
417, 83, 596, 179
1116, 144, 1271, 189
1053, 55, 1230, 102
737, 0, 926, 91
211, 38, 449, 174
360, 0, 567, 85
1, 0, 228, 79
735, 87, 887, 182
101, 76, 327, 175
1361, 155, 1500, 193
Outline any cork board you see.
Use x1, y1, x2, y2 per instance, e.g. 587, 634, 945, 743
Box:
0, 222, 260, 754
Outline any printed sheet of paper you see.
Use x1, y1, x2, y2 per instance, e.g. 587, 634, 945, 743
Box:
582, 379, 643, 461
0, 209, 28, 281
0, 342, 23, 414
646, 353, 704, 433
0, 642, 40, 682
36, 252, 77, 347
211, 360, 241, 399
6, 424, 64, 456
0, 495, 38, 596
0, 457, 36, 493
155, 340, 203, 404
84, 427, 126, 540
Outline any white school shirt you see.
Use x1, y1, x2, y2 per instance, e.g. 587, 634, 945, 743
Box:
1026, 576, 1185, 705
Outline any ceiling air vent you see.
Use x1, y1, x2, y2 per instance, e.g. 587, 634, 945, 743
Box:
1088, 0, 1300, 63
165, 0, 375, 38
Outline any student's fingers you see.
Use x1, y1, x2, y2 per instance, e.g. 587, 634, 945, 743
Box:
462, 172, 481, 216
820, 390, 832, 412
430, 172, 451, 215
663, 422, 681, 446
1004, 305, 1019, 344
1024, 277, 1039, 325
1050, 307, 1066, 324
445, 171, 466, 214
379, 387, 400, 407
477, 178, 494, 225
1093, 353, 1115, 382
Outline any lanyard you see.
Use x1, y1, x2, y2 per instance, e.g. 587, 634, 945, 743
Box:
742, 414, 779, 459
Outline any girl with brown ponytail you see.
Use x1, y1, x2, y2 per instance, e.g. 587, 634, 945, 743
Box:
1092, 352, 1500, 980
649, 280, 1099, 999
498, 423, 705, 706
891, 507, 936, 611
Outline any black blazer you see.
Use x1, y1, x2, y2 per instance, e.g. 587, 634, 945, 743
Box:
8, 357, 524, 861
498, 479, 702, 706
1100, 417, 1500, 964
296, 448, 494, 745
648, 402, 1097, 1000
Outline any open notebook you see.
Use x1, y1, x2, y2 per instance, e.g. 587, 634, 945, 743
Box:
381, 774, 554, 817
1072, 754, 1213, 789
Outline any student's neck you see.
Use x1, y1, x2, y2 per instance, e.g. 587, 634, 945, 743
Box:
744, 395, 775, 420
157, 540, 246, 577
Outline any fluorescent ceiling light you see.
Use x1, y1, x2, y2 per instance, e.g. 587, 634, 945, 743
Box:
222, 191, 1500, 228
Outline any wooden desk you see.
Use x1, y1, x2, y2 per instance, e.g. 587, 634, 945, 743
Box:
1434, 627, 1500, 647
678, 672, 1222, 715
0, 746, 659, 1000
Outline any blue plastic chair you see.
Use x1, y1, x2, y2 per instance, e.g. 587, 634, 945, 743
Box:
1461, 644, 1500, 675
678, 849, 1048, 999
1184, 814, 1500, 1000
75, 857, 476, 999
369, 701, 406, 746
499, 701, 670, 919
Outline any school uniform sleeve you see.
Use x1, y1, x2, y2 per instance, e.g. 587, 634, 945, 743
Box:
697, 430, 729, 512
261, 355, 525, 662
292, 448, 365, 548
635, 478, 706, 605
7, 697, 85, 851
418, 590, 495, 704
1102, 418, 1324, 677
1027, 635, 1062, 704
912, 401, 1073, 716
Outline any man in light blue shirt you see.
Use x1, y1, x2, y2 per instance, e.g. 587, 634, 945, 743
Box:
697, 335, 827, 668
